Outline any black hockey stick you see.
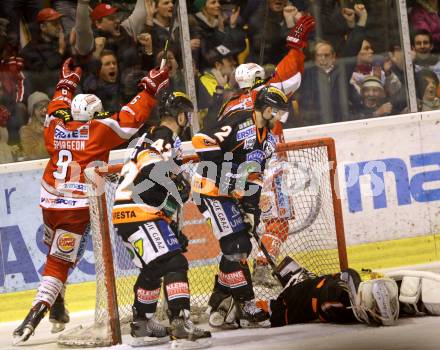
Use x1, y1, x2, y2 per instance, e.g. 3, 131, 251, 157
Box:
233, 199, 284, 285
258, 0, 270, 66
160, 0, 179, 69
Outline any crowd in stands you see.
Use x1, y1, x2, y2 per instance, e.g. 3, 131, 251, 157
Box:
1, 0, 440, 164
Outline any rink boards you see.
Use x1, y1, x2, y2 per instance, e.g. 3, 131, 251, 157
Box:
1, 111, 440, 321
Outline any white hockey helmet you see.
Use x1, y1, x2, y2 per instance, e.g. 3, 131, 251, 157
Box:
355, 278, 400, 326
235, 63, 265, 89
71, 94, 103, 121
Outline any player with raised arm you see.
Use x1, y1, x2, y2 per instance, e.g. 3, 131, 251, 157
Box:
12, 58, 169, 344
217, 15, 316, 288
112, 91, 211, 348
192, 86, 289, 329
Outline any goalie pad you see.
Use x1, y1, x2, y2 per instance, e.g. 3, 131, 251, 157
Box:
356, 278, 399, 326
385, 270, 440, 316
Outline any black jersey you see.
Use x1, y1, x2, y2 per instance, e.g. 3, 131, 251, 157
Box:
191, 109, 276, 199
112, 125, 183, 225
269, 274, 357, 327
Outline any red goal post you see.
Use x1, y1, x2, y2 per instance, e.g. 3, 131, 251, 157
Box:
58, 137, 347, 347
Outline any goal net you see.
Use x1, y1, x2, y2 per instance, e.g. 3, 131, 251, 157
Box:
58, 137, 347, 346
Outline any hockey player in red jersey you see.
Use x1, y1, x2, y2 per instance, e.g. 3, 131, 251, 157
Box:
112, 91, 211, 347
13, 58, 169, 344
218, 15, 315, 287
192, 86, 289, 329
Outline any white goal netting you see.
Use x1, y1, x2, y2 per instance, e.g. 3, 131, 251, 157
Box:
58, 138, 347, 346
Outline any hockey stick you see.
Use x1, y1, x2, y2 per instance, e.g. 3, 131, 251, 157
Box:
160, 0, 179, 69
258, 0, 270, 66
233, 199, 284, 285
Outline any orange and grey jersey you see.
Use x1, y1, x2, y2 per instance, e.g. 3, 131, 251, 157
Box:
40, 88, 157, 210
192, 109, 276, 198
112, 126, 183, 225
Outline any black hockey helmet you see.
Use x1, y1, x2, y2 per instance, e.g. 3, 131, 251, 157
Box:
159, 91, 194, 119
254, 86, 289, 112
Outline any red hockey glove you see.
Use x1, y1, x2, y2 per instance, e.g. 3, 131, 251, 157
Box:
138, 67, 170, 97
286, 15, 315, 50
56, 57, 82, 92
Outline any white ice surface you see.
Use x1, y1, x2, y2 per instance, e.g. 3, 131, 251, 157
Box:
2, 311, 440, 350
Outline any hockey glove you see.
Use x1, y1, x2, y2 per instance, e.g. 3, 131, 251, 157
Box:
286, 15, 315, 50
138, 67, 170, 97
56, 57, 82, 92
52, 108, 73, 123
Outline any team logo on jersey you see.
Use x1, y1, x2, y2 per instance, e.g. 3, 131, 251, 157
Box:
236, 125, 256, 141
54, 125, 89, 140
243, 136, 256, 149
246, 150, 265, 163
238, 119, 253, 130
57, 232, 76, 254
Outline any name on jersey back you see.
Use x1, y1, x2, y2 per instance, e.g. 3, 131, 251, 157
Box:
54, 125, 89, 150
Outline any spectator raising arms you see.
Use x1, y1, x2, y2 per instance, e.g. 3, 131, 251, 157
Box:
20, 8, 67, 97
189, 0, 245, 71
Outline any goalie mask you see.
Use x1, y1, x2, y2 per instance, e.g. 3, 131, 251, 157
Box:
354, 278, 400, 326
71, 94, 103, 121
235, 63, 265, 89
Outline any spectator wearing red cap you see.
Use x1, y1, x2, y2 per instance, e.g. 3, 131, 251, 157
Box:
20, 7, 68, 97
87, 0, 149, 75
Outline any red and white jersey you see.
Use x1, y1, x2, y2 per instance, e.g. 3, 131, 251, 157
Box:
220, 48, 305, 118
40, 88, 157, 210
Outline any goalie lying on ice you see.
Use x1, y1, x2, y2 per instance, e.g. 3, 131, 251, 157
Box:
212, 268, 440, 328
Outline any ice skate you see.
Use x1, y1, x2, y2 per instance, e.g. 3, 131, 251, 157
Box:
252, 261, 279, 287
208, 296, 238, 329
13, 302, 49, 344
236, 300, 271, 328
169, 310, 212, 349
130, 316, 169, 347
49, 295, 70, 333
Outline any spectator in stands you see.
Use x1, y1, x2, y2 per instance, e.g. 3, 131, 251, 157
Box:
0, 0, 44, 52
412, 29, 440, 81
145, 0, 180, 59
349, 39, 402, 109
52, 0, 78, 39
82, 50, 121, 113
20, 8, 67, 97
0, 58, 27, 146
246, 0, 292, 65
415, 69, 440, 111
298, 4, 366, 125
315, 0, 366, 56
299, 41, 349, 125
19, 91, 49, 160
387, 43, 408, 112
350, 75, 393, 119
90, 1, 148, 75
409, 0, 440, 54
0, 105, 15, 164
197, 44, 237, 127
189, 0, 245, 71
